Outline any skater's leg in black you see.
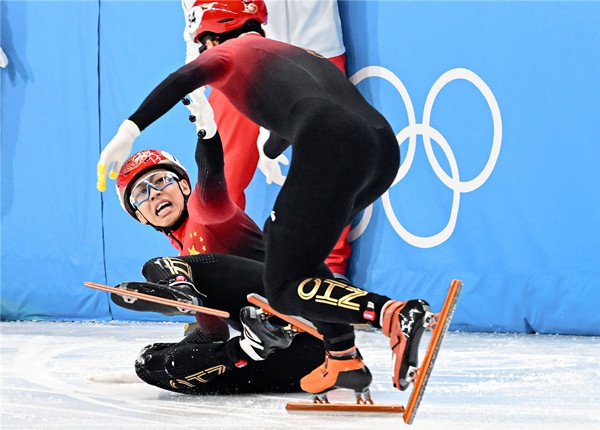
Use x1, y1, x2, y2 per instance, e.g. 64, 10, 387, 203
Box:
135, 332, 324, 395
263, 106, 400, 342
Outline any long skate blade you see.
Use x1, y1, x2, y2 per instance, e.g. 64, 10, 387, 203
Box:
403, 279, 463, 425
84, 282, 230, 318
247, 293, 323, 340
286, 401, 404, 414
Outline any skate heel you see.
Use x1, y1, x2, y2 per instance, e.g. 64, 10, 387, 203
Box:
381, 299, 431, 391
239, 306, 297, 361
311, 393, 330, 404
355, 388, 373, 405
301, 347, 373, 396
334, 363, 373, 393
108, 281, 202, 316
309, 387, 373, 406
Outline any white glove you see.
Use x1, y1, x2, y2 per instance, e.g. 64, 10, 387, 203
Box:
0, 47, 8, 68
256, 127, 289, 186
97, 120, 140, 192
182, 87, 217, 139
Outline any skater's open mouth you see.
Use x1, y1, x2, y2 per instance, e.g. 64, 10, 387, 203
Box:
156, 201, 172, 216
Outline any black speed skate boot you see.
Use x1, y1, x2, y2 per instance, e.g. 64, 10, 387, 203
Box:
381, 299, 432, 391
300, 347, 373, 403
238, 306, 297, 361
110, 280, 202, 316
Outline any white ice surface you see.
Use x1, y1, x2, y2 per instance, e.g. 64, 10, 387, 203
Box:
1, 321, 599, 429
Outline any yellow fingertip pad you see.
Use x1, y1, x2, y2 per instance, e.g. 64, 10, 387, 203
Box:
97, 177, 107, 192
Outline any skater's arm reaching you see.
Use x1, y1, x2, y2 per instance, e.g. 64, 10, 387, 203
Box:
97, 53, 228, 192
128, 55, 226, 132
184, 87, 237, 224
96, 120, 141, 191
189, 128, 238, 225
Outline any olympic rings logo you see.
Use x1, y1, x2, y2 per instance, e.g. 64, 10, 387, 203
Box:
347, 66, 502, 248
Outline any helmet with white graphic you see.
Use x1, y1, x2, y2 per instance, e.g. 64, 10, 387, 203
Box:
187, 0, 268, 44
116, 149, 190, 220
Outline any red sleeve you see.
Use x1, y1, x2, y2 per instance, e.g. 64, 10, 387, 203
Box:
187, 183, 237, 225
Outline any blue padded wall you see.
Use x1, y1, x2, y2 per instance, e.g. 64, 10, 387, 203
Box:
2, 1, 599, 334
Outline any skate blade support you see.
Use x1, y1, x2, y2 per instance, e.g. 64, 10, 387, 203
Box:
278, 279, 463, 424
84, 281, 230, 318
402, 278, 462, 424
285, 402, 405, 414
247, 293, 323, 340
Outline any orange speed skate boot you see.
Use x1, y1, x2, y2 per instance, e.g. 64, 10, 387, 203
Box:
381, 299, 432, 391
300, 346, 373, 403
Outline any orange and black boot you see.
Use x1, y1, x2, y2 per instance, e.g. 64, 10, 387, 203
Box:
300, 346, 373, 403
381, 299, 432, 391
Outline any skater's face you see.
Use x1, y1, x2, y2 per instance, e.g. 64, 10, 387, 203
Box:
131, 169, 191, 228
204, 39, 220, 50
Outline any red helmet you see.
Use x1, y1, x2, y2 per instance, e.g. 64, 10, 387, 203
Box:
116, 150, 190, 219
187, 0, 268, 43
